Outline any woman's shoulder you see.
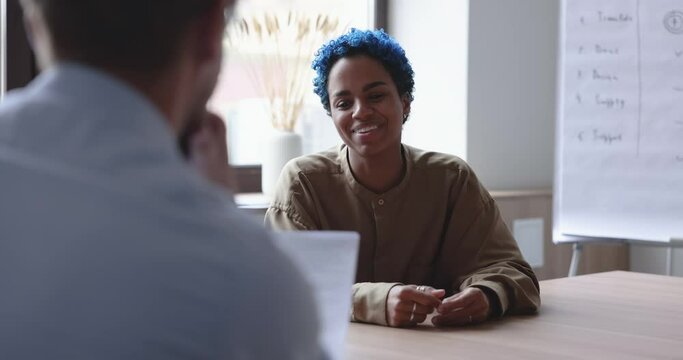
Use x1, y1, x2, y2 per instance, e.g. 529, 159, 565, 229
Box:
404, 145, 491, 206
281, 145, 344, 177
404, 144, 473, 174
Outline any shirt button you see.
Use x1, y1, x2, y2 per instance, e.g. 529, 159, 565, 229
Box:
378, 199, 385, 206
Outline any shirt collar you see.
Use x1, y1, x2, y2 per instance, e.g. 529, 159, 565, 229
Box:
338, 143, 413, 201
17, 62, 183, 171
1, 62, 235, 217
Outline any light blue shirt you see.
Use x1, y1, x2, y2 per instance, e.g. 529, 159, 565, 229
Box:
0, 64, 324, 359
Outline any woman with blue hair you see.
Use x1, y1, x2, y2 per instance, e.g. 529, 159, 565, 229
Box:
265, 29, 540, 328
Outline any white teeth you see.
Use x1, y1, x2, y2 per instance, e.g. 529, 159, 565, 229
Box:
353, 125, 379, 134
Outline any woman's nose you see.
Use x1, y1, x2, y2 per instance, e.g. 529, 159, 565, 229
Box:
352, 101, 373, 120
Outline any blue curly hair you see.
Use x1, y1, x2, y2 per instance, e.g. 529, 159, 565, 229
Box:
311, 28, 415, 122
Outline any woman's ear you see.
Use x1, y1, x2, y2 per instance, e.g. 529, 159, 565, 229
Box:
401, 95, 411, 122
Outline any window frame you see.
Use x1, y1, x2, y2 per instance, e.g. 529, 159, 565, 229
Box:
1, 0, 6, 101
5, 0, 36, 93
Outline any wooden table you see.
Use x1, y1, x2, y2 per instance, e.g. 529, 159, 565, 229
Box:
345, 271, 683, 359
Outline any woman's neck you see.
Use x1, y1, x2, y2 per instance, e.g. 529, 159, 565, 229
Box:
348, 145, 405, 194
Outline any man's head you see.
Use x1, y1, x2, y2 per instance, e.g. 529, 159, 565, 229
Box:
20, 0, 234, 136
21, 0, 228, 72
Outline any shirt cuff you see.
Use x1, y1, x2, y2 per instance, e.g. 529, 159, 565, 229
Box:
468, 281, 508, 317
351, 282, 401, 326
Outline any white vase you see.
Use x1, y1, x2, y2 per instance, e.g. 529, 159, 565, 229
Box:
262, 130, 303, 196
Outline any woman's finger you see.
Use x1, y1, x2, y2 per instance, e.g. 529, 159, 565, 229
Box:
437, 287, 488, 314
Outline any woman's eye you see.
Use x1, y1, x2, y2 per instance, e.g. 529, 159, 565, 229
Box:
335, 100, 351, 110
369, 93, 385, 101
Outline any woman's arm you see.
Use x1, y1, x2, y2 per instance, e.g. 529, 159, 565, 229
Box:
436, 175, 541, 321
263, 161, 320, 231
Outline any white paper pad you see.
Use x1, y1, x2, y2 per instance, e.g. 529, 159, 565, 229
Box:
271, 231, 359, 360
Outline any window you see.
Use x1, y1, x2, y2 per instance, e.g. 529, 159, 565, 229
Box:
3, 0, 36, 95
1, 0, 7, 102
209, 0, 377, 166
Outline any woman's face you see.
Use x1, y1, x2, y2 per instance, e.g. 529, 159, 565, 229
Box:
327, 55, 409, 160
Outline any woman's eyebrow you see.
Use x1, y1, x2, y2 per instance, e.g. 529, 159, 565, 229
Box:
362, 81, 388, 92
331, 89, 351, 98
331, 81, 388, 98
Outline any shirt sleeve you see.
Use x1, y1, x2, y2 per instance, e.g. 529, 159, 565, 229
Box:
264, 204, 312, 230
264, 163, 319, 231
436, 170, 541, 317
351, 282, 401, 326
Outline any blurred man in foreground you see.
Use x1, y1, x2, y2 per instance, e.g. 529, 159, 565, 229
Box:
0, 0, 325, 358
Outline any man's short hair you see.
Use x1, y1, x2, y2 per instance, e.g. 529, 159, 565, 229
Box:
25, 0, 219, 71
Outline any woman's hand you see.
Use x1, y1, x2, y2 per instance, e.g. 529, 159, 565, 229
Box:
431, 287, 491, 327
386, 285, 445, 327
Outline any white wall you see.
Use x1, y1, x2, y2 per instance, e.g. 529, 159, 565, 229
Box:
387, 0, 469, 159
388, 0, 678, 276
467, 0, 559, 191
389, 0, 559, 191
631, 247, 683, 277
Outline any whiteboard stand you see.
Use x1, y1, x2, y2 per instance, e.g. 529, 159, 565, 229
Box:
568, 243, 583, 277
564, 236, 614, 277
566, 237, 683, 277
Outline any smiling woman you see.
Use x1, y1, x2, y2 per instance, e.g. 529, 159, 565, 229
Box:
265, 28, 540, 329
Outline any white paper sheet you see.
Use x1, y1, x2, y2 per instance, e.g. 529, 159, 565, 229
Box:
271, 231, 359, 360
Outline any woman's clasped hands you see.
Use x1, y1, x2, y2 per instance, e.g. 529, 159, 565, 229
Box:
386, 285, 491, 328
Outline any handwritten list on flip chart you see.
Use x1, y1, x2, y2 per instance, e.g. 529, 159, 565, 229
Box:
555, 0, 683, 243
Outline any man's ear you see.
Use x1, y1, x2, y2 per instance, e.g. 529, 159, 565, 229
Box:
192, 0, 231, 63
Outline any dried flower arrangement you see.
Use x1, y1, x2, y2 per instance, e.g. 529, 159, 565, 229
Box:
225, 12, 343, 132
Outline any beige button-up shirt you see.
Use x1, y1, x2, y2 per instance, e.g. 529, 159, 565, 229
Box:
265, 144, 540, 326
